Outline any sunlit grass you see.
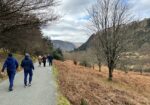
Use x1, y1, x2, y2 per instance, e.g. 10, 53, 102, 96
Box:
58, 95, 71, 105
52, 65, 71, 105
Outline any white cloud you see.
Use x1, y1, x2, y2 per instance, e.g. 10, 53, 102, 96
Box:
128, 0, 150, 20
42, 0, 150, 43
41, 0, 95, 43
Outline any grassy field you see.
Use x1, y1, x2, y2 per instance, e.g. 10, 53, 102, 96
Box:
52, 66, 71, 105
54, 60, 150, 105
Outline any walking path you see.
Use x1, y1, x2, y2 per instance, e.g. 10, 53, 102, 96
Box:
0, 63, 57, 105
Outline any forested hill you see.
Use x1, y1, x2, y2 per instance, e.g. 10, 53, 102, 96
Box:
76, 34, 96, 51
77, 18, 150, 51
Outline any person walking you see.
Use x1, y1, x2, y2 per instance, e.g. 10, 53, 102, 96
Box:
38, 55, 42, 66
47, 54, 53, 66
21, 53, 34, 87
42, 55, 47, 67
1, 53, 18, 91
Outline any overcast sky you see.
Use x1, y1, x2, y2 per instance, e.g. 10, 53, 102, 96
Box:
42, 0, 150, 43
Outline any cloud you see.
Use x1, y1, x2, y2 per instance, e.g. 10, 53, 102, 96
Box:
42, 0, 150, 43
128, 0, 150, 19
41, 0, 95, 43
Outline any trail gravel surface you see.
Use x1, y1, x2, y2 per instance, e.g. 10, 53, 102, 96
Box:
0, 63, 57, 105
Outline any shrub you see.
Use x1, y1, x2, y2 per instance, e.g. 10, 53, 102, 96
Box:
53, 48, 64, 61
73, 60, 77, 65
80, 99, 88, 105
79, 60, 91, 67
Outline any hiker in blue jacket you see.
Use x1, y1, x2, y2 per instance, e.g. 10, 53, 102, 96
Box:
1, 53, 18, 91
47, 54, 53, 66
21, 53, 34, 87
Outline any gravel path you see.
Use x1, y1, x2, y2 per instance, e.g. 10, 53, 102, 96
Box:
0, 63, 57, 105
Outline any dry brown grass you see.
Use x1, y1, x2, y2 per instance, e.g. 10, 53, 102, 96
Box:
54, 60, 150, 105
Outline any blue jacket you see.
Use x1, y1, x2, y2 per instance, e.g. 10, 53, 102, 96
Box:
47, 56, 53, 62
21, 56, 34, 71
2, 57, 18, 72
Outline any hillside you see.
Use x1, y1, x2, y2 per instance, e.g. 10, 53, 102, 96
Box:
75, 18, 150, 72
78, 18, 150, 51
54, 60, 150, 105
73, 43, 83, 48
76, 34, 96, 51
52, 40, 76, 51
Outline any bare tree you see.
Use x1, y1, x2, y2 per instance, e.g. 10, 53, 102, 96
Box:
88, 0, 132, 80
0, 0, 59, 33
92, 35, 103, 72
0, 0, 59, 54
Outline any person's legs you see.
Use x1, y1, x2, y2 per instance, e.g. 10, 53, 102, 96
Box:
50, 61, 53, 66
39, 61, 40, 66
48, 61, 50, 66
29, 70, 33, 85
43, 62, 44, 67
7, 71, 16, 91
24, 71, 28, 86
44, 61, 46, 67
10, 72, 15, 89
7, 71, 11, 89
28, 71, 33, 86
48, 60, 51, 66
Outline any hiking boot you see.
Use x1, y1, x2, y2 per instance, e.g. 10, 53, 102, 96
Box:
28, 83, 31, 87
24, 84, 27, 88
9, 88, 13, 92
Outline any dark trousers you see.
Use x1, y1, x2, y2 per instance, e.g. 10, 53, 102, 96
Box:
39, 61, 41, 66
24, 70, 33, 85
7, 71, 16, 89
48, 61, 53, 66
43, 61, 46, 67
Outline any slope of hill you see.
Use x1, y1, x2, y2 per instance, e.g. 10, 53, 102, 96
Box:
54, 60, 150, 105
77, 34, 96, 51
77, 18, 150, 51
73, 43, 83, 48
52, 40, 76, 51
75, 18, 150, 72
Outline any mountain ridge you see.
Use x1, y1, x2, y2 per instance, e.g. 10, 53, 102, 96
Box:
77, 18, 150, 51
52, 40, 76, 51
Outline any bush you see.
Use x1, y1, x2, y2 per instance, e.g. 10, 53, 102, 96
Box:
80, 99, 88, 105
53, 48, 64, 61
79, 60, 91, 67
73, 60, 77, 65
58, 95, 71, 105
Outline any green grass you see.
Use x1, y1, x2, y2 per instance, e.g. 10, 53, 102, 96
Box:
58, 95, 71, 105
52, 66, 71, 105
52, 65, 58, 78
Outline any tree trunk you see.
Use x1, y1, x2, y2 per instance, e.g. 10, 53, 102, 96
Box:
140, 69, 143, 75
23, 47, 27, 54
98, 63, 101, 72
125, 69, 128, 74
93, 64, 95, 70
108, 66, 113, 81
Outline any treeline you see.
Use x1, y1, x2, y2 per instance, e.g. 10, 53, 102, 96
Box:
0, 0, 58, 55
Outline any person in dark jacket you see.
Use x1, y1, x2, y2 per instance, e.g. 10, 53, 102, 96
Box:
47, 54, 53, 66
21, 53, 34, 87
42, 55, 47, 67
1, 53, 18, 91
